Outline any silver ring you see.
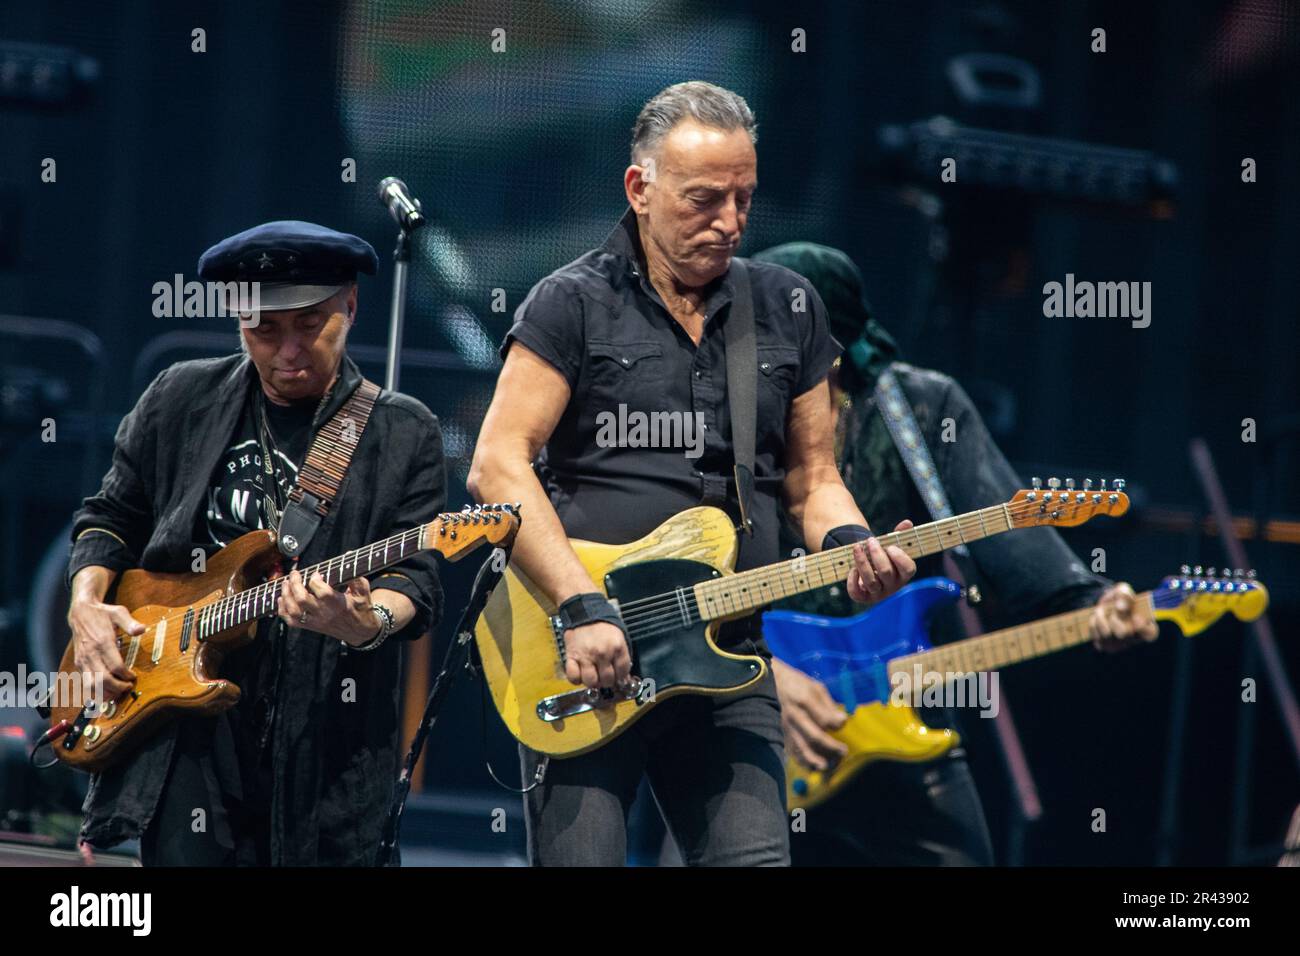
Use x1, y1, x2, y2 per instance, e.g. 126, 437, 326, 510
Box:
299, 612, 309, 625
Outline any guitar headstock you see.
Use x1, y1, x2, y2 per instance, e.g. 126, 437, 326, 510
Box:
1154, 567, 1270, 637
427, 503, 521, 561
1007, 477, 1130, 529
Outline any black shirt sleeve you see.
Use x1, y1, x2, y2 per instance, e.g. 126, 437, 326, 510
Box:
794, 279, 841, 397
67, 366, 173, 585
500, 277, 584, 388
370, 411, 448, 641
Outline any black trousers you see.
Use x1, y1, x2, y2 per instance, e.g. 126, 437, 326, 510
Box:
521, 667, 791, 866
790, 749, 994, 867
139, 717, 272, 867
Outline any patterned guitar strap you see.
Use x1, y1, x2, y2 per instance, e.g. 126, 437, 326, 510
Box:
273, 377, 382, 559
872, 365, 968, 560
874, 365, 1044, 819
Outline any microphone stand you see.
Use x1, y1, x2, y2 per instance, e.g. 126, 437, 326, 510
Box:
385, 229, 413, 392
378, 177, 426, 391
375, 540, 515, 867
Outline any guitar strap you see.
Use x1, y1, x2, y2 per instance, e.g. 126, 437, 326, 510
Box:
872, 365, 968, 558
873, 364, 1045, 824
270, 377, 382, 559
723, 258, 757, 535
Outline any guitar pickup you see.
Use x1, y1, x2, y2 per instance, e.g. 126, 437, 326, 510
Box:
536, 679, 648, 722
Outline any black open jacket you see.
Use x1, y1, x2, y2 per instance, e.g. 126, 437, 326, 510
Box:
68, 353, 446, 865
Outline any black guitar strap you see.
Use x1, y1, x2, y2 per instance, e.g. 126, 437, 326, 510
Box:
724, 258, 757, 535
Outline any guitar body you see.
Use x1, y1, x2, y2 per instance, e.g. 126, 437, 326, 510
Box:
476, 506, 767, 757
762, 577, 964, 810
51, 530, 282, 773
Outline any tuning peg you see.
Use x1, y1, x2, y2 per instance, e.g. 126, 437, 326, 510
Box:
1247, 569, 1257, 579
1047, 477, 1060, 490
1065, 478, 1076, 490
1207, 567, 1216, 578
1193, 566, 1203, 576
1100, 479, 1109, 491
1083, 478, 1093, 491
1113, 479, 1126, 492
1031, 477, 1042, 490
1180, 565, 1191, 575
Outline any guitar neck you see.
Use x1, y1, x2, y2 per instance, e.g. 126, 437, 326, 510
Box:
693, 503, 1015, 621
890, 592, 1157, 677
199, 526, 429, 634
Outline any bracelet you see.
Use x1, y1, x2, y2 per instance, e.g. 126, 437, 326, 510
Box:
350, 603, 394, 653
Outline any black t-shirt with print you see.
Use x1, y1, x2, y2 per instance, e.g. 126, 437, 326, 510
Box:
185, 385, 317, 822
197, 392, 315, 548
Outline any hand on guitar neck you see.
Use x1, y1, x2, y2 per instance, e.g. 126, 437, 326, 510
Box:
844, 519, 917, 603
1089, 582, 1159, 652
274, 569, 414, 647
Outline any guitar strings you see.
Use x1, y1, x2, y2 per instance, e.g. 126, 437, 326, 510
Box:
623, 573, 1249, 647
614, 497, 1087, 638
114, 497, 1117, 662
124, 522, 434, 654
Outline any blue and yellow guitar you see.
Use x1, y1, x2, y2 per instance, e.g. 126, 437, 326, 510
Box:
763, 569, 1269, 810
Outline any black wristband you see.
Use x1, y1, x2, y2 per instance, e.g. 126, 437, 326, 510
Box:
556, 592, 627, 638
822, 524, 874, 552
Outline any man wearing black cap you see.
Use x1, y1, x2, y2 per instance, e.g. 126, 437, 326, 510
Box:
66, 221, 446, 865
751, 242, 1157, 866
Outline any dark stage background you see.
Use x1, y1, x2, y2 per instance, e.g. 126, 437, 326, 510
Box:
0, 0, 1297, 865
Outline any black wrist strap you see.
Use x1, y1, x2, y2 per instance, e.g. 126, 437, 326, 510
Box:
823, 523, 874, 552
555, 592, 626, 636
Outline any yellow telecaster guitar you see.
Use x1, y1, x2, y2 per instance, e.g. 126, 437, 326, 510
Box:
476, 480, 1129, 757
763, 568, 1270, 810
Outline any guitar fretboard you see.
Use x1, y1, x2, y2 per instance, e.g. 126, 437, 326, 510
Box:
889, 592, 1157, 676
693, 503, 1014, 621
195, 525, 426, 640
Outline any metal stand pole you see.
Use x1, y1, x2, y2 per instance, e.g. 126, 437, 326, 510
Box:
385, 230, 412, 392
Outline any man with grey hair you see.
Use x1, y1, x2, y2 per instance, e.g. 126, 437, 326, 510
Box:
469, 82, 917, 865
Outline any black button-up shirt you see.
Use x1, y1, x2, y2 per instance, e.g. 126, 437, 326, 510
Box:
502, 208, 840, 577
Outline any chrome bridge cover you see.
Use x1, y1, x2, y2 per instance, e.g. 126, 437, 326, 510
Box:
536, 678, 651, 722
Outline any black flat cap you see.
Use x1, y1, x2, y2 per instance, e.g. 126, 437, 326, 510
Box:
197, 220, 379, 311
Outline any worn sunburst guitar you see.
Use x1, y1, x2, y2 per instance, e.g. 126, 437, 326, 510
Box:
48, 504, 520, 772
477, 479, 1130, 758
763, 567, 1269, 810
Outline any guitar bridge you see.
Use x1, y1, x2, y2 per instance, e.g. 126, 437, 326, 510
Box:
536, 679, 648, 722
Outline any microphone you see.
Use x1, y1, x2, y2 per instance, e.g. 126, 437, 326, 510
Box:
377, 177, 427, 232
